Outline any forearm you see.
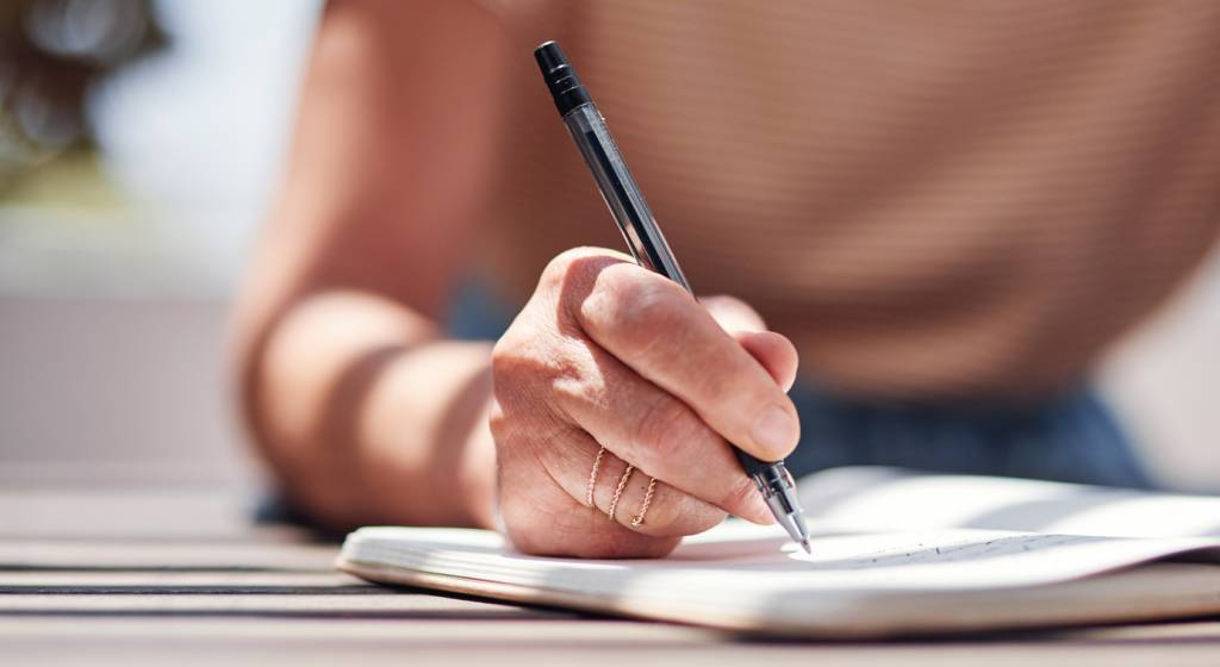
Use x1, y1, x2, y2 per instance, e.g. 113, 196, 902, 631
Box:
238, 289, 496, 531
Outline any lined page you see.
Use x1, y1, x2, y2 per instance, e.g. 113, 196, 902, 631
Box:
798, 467, 1220, 538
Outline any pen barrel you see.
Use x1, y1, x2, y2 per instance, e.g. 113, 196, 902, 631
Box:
560, 104, 693, 292
733, 448, 772, 477
744, 456, 805, 518
563, 101, 804, 522
537, 40, 812, 547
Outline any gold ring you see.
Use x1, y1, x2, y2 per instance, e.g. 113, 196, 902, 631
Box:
585, 446, 606, 508
630, 477, 657, 528
607, 464, 635, 520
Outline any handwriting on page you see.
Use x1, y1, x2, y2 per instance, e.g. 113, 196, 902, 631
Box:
787, 534, 1108, 570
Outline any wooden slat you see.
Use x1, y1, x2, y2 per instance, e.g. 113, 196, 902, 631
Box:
0, 538, 339, 572
3, 486, 1220, 665
3, 617, 1220, 666
0, 487, 274, 540
0, 571, 369, 592
0, 592, 552, 618
0, 570, 361, 587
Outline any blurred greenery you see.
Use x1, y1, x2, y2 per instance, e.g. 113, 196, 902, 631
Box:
2, 148, 125, 209
0, 0, 165, 198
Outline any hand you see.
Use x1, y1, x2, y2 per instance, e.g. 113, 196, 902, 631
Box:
490, 247, 800, 557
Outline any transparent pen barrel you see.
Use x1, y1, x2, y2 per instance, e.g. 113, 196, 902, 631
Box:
561, 104, 692, 291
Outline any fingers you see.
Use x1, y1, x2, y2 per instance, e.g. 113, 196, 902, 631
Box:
496, 446, 681, 558
576, 264, 801, 461
586, 446, 727, 537
492, 247, 803, 558
552, 345, 774, 524
734, 330, 799, 392
702, 294, 798, 391
700, 294, 767, 332
536, 426, 728, 539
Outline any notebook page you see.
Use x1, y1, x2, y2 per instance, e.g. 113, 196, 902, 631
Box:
797, 467, 1220, 539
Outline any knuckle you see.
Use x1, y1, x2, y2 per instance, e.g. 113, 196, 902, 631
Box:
543, 248, 632, 328
491, 319, 531, 368
487, 400, 507, 435
549, 367, 607, 413
489, 336, 514, 374
542, 246, 615, 291
585, 268, 687, 349
489, 335, 527, 387
540, 249, 578, 286
486, 399, 520, 452
547, 246, 601, 271
490, 318, 556, 386
616, 272, 685, 329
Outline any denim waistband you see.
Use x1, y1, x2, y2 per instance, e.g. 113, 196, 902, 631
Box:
783, 381, 1150, 488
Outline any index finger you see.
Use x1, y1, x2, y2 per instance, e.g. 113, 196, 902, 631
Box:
574, 263, 801, 461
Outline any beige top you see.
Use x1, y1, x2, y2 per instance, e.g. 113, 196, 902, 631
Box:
471, 1, 1220, 399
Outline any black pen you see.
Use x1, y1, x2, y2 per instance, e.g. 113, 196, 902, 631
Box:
533, 41, 812, 554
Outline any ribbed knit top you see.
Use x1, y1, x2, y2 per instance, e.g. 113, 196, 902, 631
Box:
471, 0, 1220, 399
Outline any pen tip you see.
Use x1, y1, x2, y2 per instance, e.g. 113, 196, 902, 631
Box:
800, 539, 812, 555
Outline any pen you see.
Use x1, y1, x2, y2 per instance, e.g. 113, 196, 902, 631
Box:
533, 41, 812, 554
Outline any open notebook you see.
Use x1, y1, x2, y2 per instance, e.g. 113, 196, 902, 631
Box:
338, 467, 1220, 637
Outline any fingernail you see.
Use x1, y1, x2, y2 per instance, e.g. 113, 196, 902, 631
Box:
751, 405, 798, 457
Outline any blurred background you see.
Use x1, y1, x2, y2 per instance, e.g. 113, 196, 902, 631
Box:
0, 0, 319, 492
0, 0, 1216, 497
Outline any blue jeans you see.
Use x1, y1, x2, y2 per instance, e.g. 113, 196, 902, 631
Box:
783, 382, 1150, 488
448, 280, 1152, 489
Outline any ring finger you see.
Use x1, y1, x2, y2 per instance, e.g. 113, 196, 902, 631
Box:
553, 345, 774, 525
540, 427, 727, 538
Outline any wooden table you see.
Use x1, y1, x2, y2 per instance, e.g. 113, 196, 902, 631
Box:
4, 485, 1220, 665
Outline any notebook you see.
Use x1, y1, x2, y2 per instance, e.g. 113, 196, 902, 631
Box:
337, 467, 1220, 637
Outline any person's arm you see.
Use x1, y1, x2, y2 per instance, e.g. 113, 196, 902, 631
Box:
234, 1, 802, 556
229, 1, 507, 531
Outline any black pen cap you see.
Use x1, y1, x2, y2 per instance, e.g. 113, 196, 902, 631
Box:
534, 40, 591, 116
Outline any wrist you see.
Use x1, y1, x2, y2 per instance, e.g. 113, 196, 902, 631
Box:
358, 339, 497, 526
